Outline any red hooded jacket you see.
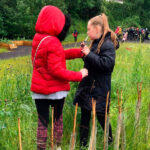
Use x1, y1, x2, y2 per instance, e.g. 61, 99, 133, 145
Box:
31, 6, 83, 94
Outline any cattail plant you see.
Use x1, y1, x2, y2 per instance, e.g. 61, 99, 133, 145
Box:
103, 92, 110, 150
69, 103, 78, 150
88, 98, 97, 150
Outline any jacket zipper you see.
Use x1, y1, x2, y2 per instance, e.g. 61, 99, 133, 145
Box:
90, 80, 95, 94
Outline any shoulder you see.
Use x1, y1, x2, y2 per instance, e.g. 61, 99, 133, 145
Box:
101, 38, 115, 52
33, 34, 62, 49
46, 36, 63, 52
46, 36, 61, 47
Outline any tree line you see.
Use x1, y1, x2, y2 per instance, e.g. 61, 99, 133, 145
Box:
0, 0, 149, 39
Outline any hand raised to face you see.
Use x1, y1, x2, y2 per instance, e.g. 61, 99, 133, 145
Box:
81, 45, 90, 56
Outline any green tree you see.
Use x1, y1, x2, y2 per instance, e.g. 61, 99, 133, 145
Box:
0, 14, 6, 37
140, 0, 150, 28
0, 0, 18, 38
1, 0, 150, 39
65, 0, 102, 19
0, 0, 68, 39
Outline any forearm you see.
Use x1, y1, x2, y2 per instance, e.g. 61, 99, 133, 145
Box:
65, 48, 84, 59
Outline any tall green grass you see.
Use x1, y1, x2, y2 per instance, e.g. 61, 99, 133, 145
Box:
0, 42, 150, 149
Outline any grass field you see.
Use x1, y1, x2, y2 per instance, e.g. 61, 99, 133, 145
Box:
0, 42, 150, 150
0, 48, 8, 53
62, 33, 89, 45
0, 33, 88, 46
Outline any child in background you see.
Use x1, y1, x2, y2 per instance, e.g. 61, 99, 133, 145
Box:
31, 5, 88, 150
74, 13, 119, 149
73, 29, 78, 42
122, 31, 128, 42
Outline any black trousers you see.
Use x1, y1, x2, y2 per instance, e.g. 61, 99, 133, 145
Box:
74, 37, 77, 42
80, 108, 113, 147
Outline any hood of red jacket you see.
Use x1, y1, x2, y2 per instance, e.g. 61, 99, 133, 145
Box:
35, 5, 65, 36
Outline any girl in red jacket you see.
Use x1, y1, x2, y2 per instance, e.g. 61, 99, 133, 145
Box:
31, 6, 88, 150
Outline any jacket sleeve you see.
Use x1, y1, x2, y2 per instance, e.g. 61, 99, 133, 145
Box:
85, 41, 116, 72
47, 39, 82, 82
31, 50, 33, 65
64, 48, 84, 59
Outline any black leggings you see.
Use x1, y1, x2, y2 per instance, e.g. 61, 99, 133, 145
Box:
80, 108, 113, 147
35, 99, 65, 126
35, 98, 65, 150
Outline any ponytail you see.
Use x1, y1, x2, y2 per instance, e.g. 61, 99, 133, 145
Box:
89, 13, 119, 54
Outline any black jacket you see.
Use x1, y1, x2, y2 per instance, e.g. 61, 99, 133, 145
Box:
74, 32, 117, 112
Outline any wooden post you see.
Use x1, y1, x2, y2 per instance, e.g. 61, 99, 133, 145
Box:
51, 107, 54, 150
70, 103, 78, 150
134, 83, 142, 149
114, 90, 123, 150
89, 98, 96, 150
73, 103, 78, 135
18, 118, 22, 150
146, 103, 150, 141
104, 92, 110, 150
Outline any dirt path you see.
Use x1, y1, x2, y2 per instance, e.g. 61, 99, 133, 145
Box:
0, 40, 149, 60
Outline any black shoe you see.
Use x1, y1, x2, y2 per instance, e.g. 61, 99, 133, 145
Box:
108, 136, 113, 145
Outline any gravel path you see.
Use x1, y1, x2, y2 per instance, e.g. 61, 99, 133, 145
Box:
0, 40, 149, 60
0, 42, 84, 60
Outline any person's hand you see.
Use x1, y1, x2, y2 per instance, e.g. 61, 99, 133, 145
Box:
81, 45, 90, 56
80, 42, 85, 49
80, 68, 88, 78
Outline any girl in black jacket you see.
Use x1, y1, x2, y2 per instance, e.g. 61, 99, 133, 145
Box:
74, 13, 119, 148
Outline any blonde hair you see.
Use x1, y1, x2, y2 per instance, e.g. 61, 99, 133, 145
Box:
89, 13, 118, 54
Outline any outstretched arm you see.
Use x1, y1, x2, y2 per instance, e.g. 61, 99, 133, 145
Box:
64, 48, 84, 60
